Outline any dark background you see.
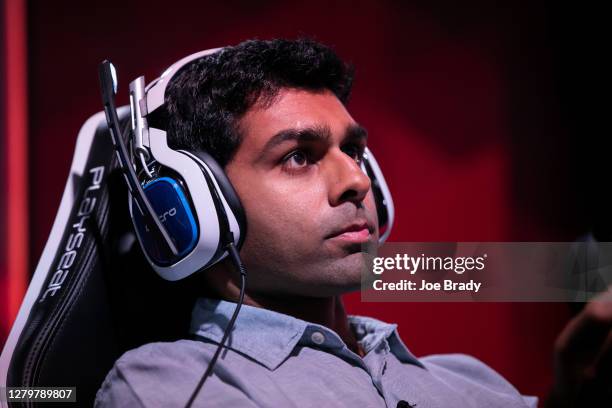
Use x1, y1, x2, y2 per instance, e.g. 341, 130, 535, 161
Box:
1, 0, 607, 402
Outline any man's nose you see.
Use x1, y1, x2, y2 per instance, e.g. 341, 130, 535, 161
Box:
326, 148, 371, 207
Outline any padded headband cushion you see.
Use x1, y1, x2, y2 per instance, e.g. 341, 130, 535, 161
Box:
189, 149, 248, 247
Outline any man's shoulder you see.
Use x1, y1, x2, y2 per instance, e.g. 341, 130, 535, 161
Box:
421, 353, 505, 378
94, 339, 259, 407
420, 352, 516, 389
114, 339, 210, 367
419, 353, 538, 407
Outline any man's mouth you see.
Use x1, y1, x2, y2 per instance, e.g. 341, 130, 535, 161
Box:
326, 221, 373, 244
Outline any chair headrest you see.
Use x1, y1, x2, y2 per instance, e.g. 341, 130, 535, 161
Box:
1, 109, 204, 407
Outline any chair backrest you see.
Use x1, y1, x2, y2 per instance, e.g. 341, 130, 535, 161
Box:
1, 109, 203, 407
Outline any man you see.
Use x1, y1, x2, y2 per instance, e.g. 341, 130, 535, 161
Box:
95, 38, 612, 407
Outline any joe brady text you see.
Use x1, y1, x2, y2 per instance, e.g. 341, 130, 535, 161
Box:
372, 279, 482, 293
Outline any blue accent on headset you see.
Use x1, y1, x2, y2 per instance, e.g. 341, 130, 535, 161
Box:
132, 177, 199, 266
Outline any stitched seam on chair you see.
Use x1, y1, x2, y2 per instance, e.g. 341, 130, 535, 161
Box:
33, 183, 111, 392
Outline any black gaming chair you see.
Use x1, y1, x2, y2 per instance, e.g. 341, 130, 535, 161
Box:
0, 109, 205, 407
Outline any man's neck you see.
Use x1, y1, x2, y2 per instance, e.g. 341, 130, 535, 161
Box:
252, 294, 364, 355
200, 264, 365, 357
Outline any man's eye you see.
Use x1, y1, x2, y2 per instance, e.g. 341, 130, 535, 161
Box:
282, 150, 309, 169
343, 145, 364, 163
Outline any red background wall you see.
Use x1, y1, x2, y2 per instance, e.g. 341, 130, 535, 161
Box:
2, 0, 606, 402
1, 0, 29, 355
0, 0, 6, 350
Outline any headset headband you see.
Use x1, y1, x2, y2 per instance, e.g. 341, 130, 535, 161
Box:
142, 48, 224, 115
129, 48, 225, 163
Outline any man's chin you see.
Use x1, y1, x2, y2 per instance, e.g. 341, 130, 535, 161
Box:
304, 251, 371, 296
324, 238, 377, 257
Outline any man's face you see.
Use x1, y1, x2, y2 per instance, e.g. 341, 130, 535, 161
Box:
225, 88, 378, 298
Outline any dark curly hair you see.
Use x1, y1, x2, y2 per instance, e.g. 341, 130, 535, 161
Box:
160, 38, 355, 167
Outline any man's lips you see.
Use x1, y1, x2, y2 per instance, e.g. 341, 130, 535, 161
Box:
326, 221, 373, 243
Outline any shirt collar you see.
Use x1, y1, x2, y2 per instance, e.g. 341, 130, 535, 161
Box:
190, 297, 425, 370
348, 315, 425, 368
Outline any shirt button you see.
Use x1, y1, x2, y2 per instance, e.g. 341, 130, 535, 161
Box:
311, 331, 325, 345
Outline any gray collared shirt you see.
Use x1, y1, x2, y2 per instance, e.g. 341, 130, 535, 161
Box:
95, 298, 538, 407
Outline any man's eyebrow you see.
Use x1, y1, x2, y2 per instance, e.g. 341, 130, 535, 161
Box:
256, 123, 368, 162
259, 125, 332, 156
344, 123, 368, 143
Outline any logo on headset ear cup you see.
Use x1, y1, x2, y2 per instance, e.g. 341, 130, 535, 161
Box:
131, 177, 199, 266
181, 149, 248, 249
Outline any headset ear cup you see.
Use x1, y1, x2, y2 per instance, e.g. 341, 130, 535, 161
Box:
361, 147, 394, 244
185, 150, 248, 247
130, 176, 200, 266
